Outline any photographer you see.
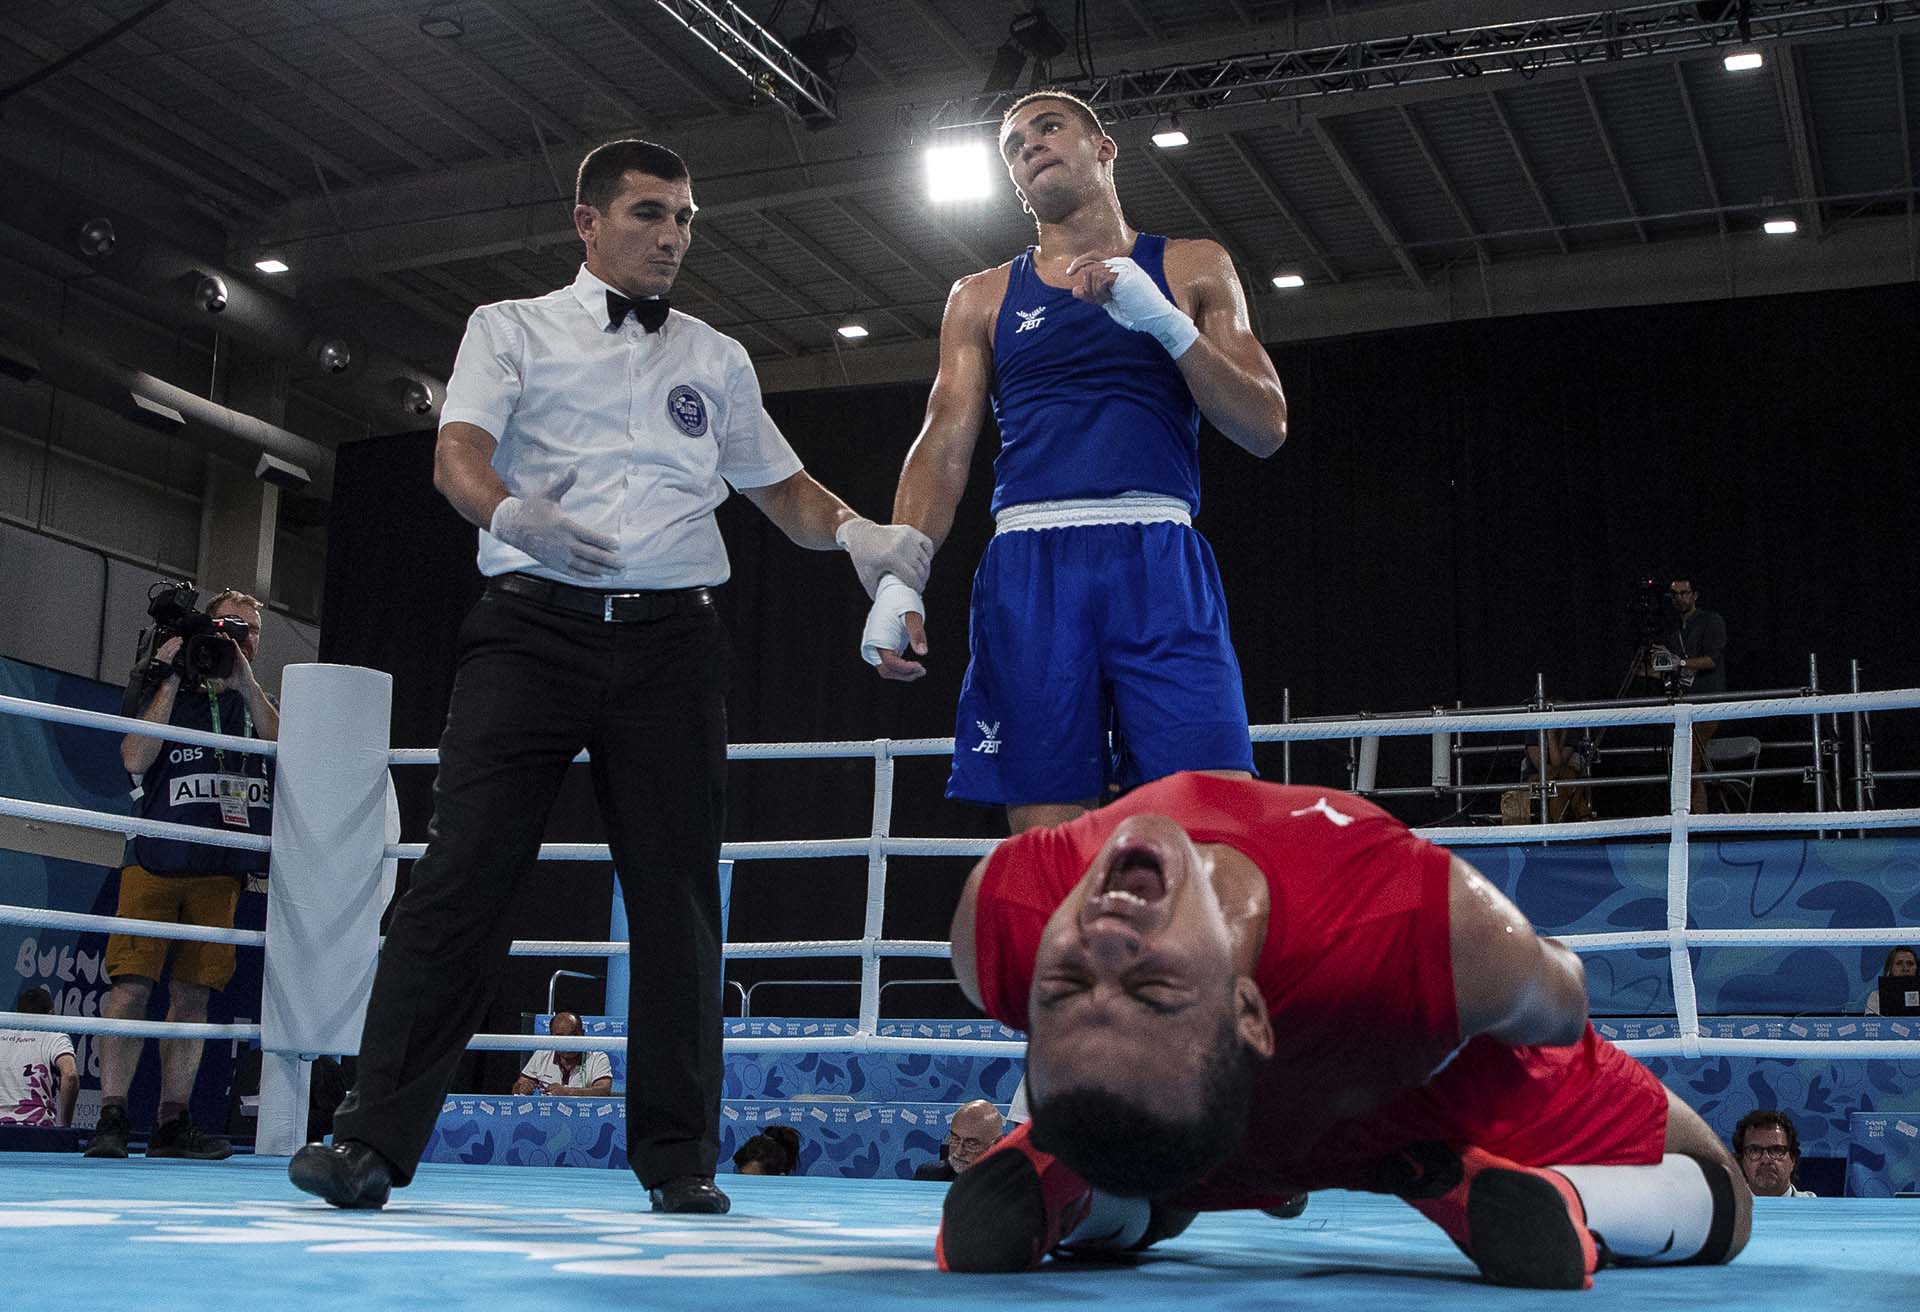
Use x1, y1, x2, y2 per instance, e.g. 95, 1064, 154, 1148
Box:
86, 589, 277, 1161
1649, 578, 1727, 814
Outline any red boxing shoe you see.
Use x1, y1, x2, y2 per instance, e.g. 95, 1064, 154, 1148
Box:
936, 1121, 1094, 1273
1379, 1141, 1600, 1290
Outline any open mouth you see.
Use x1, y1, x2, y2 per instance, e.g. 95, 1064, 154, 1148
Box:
1099, 842, 1168, 906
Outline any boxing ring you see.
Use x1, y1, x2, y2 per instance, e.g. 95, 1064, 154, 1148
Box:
1, 668, 1917, 1308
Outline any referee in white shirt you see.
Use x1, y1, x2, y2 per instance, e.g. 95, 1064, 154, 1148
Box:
291, 139, 930, 1216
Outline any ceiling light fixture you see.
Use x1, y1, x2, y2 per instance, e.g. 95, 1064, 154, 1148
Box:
1151, 115, 1189, 149
1723, 49, 1763, 72
418, 13, 464, 39
254, 257, 290, 274
925, 140, 993, 202
1270, 273, 1306, 289
836, 323, 869, 340
1763, 217, 1798, 235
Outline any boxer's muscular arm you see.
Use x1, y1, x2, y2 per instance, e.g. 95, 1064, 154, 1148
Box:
1448, 855, 1588, 1047
1164, 239, 1288, 459
950, 856, 990, 1010
891, 271, 1001, 551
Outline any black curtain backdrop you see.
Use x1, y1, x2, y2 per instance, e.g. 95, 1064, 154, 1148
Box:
322, 281, 1920, 1074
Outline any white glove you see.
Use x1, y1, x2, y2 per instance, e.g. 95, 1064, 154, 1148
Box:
1096, 257, 1199, 359
489, 470, 621, 578
836, 517, 933, 598
861, 574, 924, 667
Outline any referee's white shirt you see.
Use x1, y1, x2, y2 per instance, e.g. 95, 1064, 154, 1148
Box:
440, 263, 805, 590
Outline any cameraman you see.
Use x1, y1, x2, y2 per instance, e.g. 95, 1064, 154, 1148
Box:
1651, 578, 1726, 813
86, 589, 278, 1161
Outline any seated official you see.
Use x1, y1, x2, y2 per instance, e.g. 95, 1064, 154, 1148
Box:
914, 1099, 1005, 1182
511, 1012, 613, 1096
0, 987, 79, 1127
733, 1126, 801, 1176
1863, 945, 1917, 1014
1733, 1111, 1815, 1198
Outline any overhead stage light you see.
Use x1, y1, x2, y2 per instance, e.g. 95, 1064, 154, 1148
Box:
925, 141, 993, 203
254, 257, 290, 274
1270, 273, 1306, 289
1763, 217, 1798, 235
836, 323, 869, 340
1151, 116, 1189, 149
1723, 49, 1763, 72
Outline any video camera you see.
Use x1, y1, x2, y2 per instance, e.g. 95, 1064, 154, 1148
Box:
1627, 578, 1678, 642
121, 581, 252, 714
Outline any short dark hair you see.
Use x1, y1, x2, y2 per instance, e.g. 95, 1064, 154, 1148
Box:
1028, 1012, 1255, 1198
1002, 88, 1103, 138
1733, 1109, 1800, 1158
732, 1132, 796, 1175
15, 985, 54, 1014
575, 139, 690, 212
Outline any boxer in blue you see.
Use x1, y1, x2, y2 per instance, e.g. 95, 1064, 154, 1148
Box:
863, 89, 1290, 831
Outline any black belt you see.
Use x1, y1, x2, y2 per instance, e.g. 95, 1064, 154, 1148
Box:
489, 572, 713, 623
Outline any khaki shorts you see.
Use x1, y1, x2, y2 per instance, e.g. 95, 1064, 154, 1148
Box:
104, 865, 242, 991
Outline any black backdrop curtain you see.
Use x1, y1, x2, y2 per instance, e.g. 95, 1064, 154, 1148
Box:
321, 280, 1920, 1084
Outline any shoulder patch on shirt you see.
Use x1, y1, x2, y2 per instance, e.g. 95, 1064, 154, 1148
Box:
667, 384, 710, 437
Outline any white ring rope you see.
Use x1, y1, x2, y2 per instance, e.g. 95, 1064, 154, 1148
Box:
0, 903, 264, 946
9, 683, 1920, 1064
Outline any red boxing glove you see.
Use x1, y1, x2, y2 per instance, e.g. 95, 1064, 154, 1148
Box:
935, 1122, 1094, 1273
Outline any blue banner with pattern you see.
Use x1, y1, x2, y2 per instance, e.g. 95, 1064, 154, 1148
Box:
1846, 1111, 1920, 1197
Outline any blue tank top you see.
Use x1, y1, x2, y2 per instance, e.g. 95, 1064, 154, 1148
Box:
988, 233, 1202, 515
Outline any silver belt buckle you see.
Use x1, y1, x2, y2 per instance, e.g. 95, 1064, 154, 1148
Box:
603, 591, 647, 621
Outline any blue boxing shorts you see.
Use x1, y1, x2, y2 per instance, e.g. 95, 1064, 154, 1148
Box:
946, 507, 1254, 807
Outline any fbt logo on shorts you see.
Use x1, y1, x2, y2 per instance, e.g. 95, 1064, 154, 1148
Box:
971, 721, 1002, 755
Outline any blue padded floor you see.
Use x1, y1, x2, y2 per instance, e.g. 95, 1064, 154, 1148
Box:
0, 1156, 1907, 1310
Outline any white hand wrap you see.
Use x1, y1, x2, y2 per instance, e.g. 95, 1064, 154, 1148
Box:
860, 574, 923, 667
1098, 257, 1199, 359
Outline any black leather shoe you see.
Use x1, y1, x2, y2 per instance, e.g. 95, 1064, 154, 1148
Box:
648, 1175, 730, 1214
288, 1139, 393, 1210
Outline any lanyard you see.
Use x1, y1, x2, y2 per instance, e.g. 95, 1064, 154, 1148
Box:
205, 689, 254, 774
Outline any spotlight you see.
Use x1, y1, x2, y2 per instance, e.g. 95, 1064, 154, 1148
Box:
75, 217, 117, 258
1007, 9, 1067, 62
194, 273, 229, 314
1270, 273, 1306, 289
315, 339, 354, 375
401, 379, 435, 416
1723, 49, 1763, 72
925, 140, 993, 202
1763, 217, 1798, 235
254, 257, 290, 274
1151, 115, 1190, 149
836, 323, 869, 340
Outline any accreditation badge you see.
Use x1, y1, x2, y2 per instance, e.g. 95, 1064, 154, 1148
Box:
217, 775, 251, 827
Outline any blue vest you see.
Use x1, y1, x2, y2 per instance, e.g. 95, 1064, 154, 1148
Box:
129, 687, 273, 877
988, 233, 1202, 516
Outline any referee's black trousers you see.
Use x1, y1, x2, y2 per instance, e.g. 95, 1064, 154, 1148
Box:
333, 586, 729, 1187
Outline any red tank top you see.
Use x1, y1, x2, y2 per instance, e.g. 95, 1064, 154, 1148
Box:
975, 773, 1464, 1189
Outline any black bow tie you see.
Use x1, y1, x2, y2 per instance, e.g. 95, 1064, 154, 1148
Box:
607, 291, 669, 333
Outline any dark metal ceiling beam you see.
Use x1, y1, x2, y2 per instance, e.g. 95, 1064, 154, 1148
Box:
669, 264, 804, 356
0, 14, 300, 200
645, 0, 838, 124
413, 265, 495, 313
754, 211, 930, 338
895, 0, 987, 77
1221, 132, 1342, 284
1485, 91, 1568, 254
577, 0, 733, 113
1399, 106, 1489, 265
1140, 146, 1266, 286
315, 26, 508, 159
1577, 74, 1649, 243
484, 0, 649, 128
19, 93, 264, 219
175, 2, 442, 173
1774, 43, 1828, 237
418, 28, 581, 145
1673, 62, 1729, 237
1308, 117, 1427, 290
829, 198, 954, 295
1115, 0, 1164, 41
698, 225, 844, 342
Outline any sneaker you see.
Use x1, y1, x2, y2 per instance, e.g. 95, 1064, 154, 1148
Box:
1381, 1142, 1599, 1290
146, 1112, 234, 1161
83, 1104, 130, 1158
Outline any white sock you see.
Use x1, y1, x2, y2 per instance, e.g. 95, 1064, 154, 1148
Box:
1060, 1189, 1151, 1251
1554, 1155, 1717, 1263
